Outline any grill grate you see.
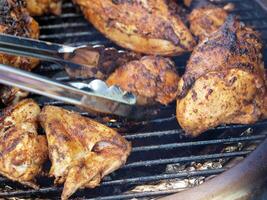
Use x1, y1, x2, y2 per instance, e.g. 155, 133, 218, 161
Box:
1, 0, 267, 199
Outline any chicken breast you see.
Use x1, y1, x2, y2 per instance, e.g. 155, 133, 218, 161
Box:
73, 0, 196, 55
26, 0, 62, 16
0, 99, 48, 188
106, 56, 180, 105
188, 2, 234, 41
0, 0, 39, 69
39, 106, 131, 200
176, 16, 267, 136
0, 0, 40, 104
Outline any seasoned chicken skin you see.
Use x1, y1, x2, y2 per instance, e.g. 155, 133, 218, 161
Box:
0, 0, 39, 69
26, 0, 62, 16
0, 99, 48, 188
188, 3, 234, 41
106, 56, 180, 105
183, 0, 192, 7
65, 46, 141, 79
39, 106, 131, 200
176, 16, 267, 136
73, 0, 195, 55
0, 0, 40, 104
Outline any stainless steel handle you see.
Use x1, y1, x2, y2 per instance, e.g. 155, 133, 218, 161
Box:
0, 33, 87, 70
0, 64, 89, 106
0, 64, 136, 116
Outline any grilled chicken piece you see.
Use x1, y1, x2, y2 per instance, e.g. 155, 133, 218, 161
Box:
65, 46, 141, 79
183, 0, 192, 7
176, 16, 267, 136
0, 0, 40, 104
0, 99, 48, 188
0, 87, 30, 105
0, 0, 39, 69
39, 106, 131, 200
188, 2, 234, 41
26, 0, 62, 16
73, 0, 196, 55
106, 56, 180, 105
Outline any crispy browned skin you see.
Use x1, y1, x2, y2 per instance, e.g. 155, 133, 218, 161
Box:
188, 3, 234, 41
65, 46, 141, 79
26, 0, 62, 16
106, 56, 180, 105
73, 0, 195, 55
0, 0, 39, 69
183, 0, 192, 7
0, 87, 29, 105
39, 106, 131, 200
0, 0, 40, 104
176, 16, 267, 136
0, 99, 48, 188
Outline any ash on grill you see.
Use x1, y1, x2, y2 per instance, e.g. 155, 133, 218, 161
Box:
126, 128, 258, 200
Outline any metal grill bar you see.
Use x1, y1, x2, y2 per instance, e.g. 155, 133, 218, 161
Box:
38, 13, 83, 20
0, 169, 226, 198
123, 151, 251, 168
125, 121, 267, 139
39, 30, 99, 39
131, 135, 266, 152
40, 22, 89, 29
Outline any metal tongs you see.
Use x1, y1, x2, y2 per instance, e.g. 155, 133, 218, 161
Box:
0, 33, 137, 117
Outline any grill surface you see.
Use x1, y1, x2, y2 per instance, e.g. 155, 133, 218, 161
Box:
1, 0, 267, 199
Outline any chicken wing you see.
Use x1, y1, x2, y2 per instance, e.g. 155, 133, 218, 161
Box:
176, 16, 267, 136
106, 56, 180, 105
26, 0, 62, 16
73, 0, 195, 55
188, 2, 234, 41
0, 99, 48, 188
39, 106, 131, 200
0, 0, 40, 104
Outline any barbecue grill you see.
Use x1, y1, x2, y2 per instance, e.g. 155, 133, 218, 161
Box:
0, 0, 267, 199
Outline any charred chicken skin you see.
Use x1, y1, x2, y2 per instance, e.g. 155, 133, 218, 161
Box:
0, 99, 48, 188
106, 56, 180, 105
65, 46, 141, 79
188, 2, 234, 41
0, 0, 39, 69
176, 16, 267, 137
26, 0, 62, 16
0, 0, 40, 104
39, 106, 131, 200
73, 0, 196, 55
